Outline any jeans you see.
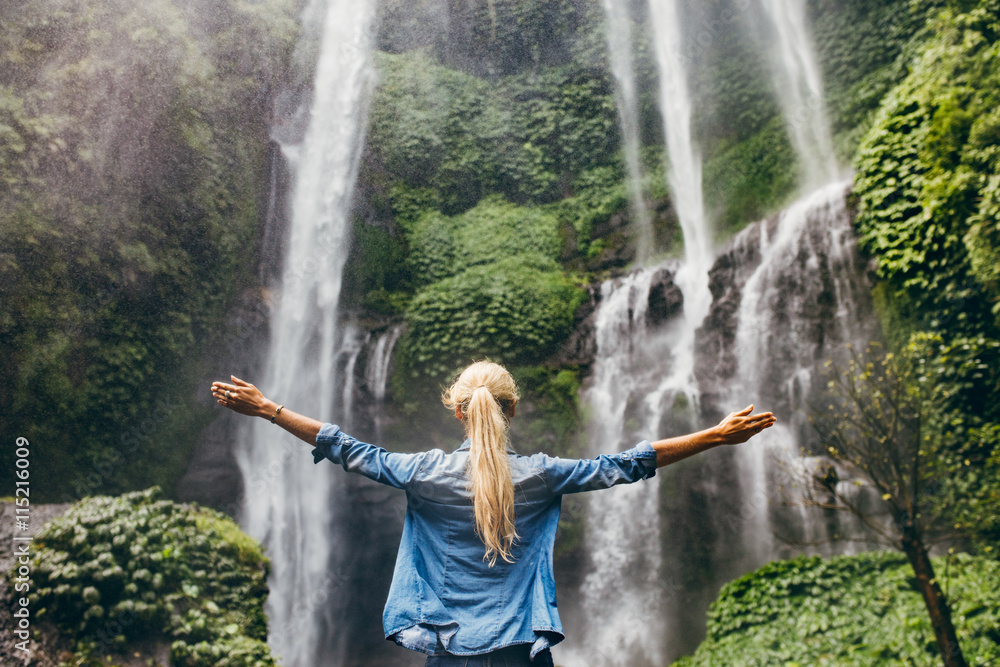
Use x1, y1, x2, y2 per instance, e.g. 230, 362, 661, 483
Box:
424, 645, 554, 667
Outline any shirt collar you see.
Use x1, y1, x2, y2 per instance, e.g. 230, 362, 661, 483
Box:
456, 438, 516, 455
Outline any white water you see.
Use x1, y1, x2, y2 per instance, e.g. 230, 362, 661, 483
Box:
340, 326, 366, 428
757, 0, 839, 188
600, 0, 654, 262
561, 269, 673, 667
647, 0, 714, 396
366, 325, 403, 441
728, 181, 872, 564
564, 2, 716, 663
233, 0, 377, 664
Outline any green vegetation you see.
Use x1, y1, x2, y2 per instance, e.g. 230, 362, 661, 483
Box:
852, 0, 1000, 337
812, 0, 940, 160
811, 338, 998, 664
367, 50, 619, 214
395, 196, 585, 383
850, 0, 1000, 558
703, 117, 797, 237
9, 487, 274, 666
0, 0, 297, 501
674, 551, 1000, 667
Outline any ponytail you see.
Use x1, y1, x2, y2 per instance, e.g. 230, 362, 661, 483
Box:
442, 361, 520, 566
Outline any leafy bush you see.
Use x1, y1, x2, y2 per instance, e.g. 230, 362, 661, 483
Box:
852, 0, 1000, 337
405, 194, 563, 285
9, 487, 274, 667
675, 551, 1000, 666
401, 258, 585, 382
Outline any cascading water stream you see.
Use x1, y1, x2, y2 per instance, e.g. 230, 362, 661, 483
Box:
647, 0, 714, 395
756, 0, 839, 188
340, 326, 366, 428
366, 325, 403, 441
726, 181, 877, 565
233, 0, 376, 664
600, 0, 654, 262
567, 0, 714, 663
562, 270, 670, 666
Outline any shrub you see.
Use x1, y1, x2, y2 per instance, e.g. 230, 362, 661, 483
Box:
10, 487, 275, 667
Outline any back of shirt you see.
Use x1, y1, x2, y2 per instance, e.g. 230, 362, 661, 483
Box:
310, 423, 657, 658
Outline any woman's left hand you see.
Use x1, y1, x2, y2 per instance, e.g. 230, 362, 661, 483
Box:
211, 376, 270, 418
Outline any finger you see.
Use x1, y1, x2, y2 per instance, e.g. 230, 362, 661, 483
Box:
748, 413, 774, 424
232, 375, 249, 386
214, 382, 237, 392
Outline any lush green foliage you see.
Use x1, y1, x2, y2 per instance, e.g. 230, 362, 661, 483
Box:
703, 118, 797, 236
9, 487, 274, 666
405, 195, 563, 285
339, 219, 410, 316
368, 50, 619, 213
849, 0, 1000, 555
376, 0, 600, 78
401, 259, 584, 382
852, 0, 1000, 335
0, 0, 297, 501
394, 195, 585, 382
813, 0, 939, 159
675, 551, 1000, 666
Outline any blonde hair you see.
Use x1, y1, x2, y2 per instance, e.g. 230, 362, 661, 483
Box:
442, 360, 521, 566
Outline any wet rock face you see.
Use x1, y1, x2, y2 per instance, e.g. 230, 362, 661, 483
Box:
176, 287, 272, 514
694, 217, 770, 414
694, 184, 878, 433
551, 284, 600, 368
551, 266, 685, 370
646, 267, 684, 328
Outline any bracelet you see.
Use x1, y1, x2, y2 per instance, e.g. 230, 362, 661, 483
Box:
270, 404, 284, 423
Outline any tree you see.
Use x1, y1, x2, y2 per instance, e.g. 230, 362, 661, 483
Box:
803, 338, 975, 667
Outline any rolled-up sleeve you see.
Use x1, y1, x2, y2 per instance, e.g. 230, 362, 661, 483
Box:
540, 441, 657, 495
311, 423, 425, 490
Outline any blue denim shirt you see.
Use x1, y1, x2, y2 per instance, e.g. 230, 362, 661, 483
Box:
311, 423, 657, 660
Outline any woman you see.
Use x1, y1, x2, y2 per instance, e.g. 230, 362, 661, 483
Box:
212, 360, 775, 666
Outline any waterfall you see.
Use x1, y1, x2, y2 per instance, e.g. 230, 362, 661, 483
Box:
560, 269, 670, 667
722, 181, 878, 565
233, 0, 377, 664
340, 326, 367, 430
756, 0, 839, 188
563, 1, 715, 663
365, 325, 403, 441
600, 0, 654, 262
647, 0, 714, 394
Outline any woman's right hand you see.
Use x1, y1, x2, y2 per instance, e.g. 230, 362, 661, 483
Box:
211, 376, 274, 419
715, 405, 776, 445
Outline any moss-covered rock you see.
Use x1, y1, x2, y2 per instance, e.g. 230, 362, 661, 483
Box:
5, 487, 274, 667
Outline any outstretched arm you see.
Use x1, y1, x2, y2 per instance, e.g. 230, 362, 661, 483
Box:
211, 376, 321, 446
652, 405, 776, 468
